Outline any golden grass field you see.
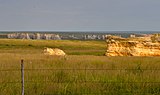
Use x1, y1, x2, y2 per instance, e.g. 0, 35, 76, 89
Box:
0, 39, 160, 95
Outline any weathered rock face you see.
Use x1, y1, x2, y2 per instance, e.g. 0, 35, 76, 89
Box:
7, 33, 61, 40
105, 34, 160, 56
44, 48, 66, 56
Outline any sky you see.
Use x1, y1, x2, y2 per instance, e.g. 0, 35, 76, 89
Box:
0, 0, 160, 31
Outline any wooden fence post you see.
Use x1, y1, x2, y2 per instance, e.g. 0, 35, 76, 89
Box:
21, 59, 24, 95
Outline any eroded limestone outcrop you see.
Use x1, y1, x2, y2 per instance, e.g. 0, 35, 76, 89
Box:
7, 33, 61, 40
105, 34, 160, 56
44, 48, 66, 56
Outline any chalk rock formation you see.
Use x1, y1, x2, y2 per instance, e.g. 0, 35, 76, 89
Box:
44, 48, 66, 56
7, 33, 61, 40
105, 34, 160, 56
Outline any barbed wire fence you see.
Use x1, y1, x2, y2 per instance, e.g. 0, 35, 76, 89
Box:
0, 60, 160, 95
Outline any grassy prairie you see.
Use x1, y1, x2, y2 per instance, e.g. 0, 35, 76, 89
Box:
0, 39, 106, 55
0, 39, 160, 95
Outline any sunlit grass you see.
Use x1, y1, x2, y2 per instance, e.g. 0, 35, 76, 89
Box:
0, 39, 106, 55
0, 39, 160, 94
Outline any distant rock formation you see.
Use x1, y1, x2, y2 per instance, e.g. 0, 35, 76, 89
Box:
44, 48, 66, 56
7, 33, 61, 40
105, 34, 160, 56
84, 35, 105, 40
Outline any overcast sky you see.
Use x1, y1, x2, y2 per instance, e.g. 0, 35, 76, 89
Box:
0, 0, 160, 31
